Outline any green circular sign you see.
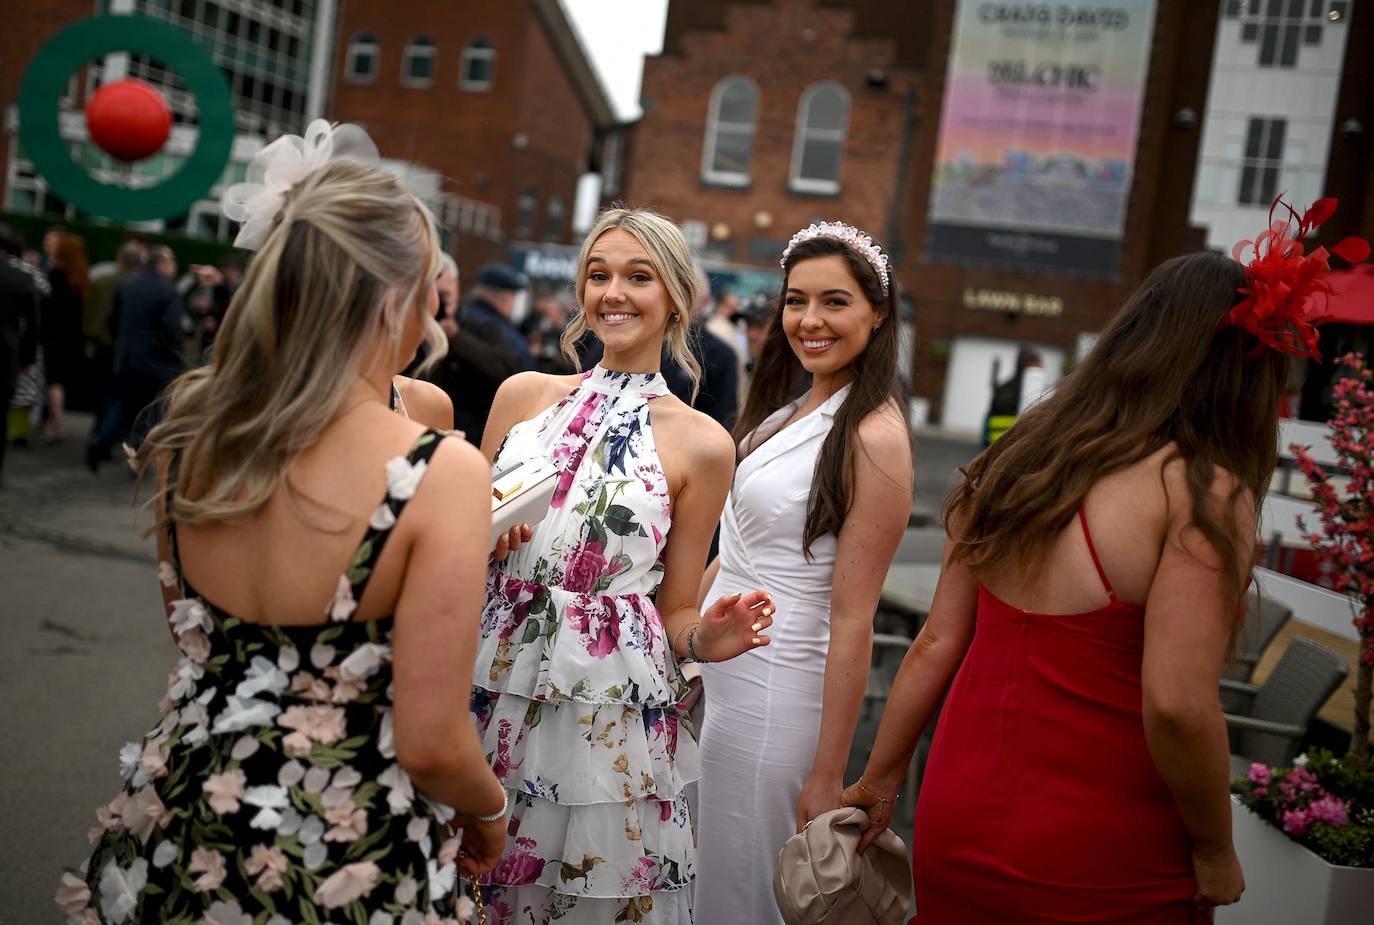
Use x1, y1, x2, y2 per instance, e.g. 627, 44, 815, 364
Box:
17, 14, 235, 222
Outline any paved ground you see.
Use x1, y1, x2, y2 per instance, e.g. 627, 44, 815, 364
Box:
0, 412, 979, 921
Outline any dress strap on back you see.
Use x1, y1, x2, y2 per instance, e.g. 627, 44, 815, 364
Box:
327, 428, 445, 621
1078, 505, 1120, 605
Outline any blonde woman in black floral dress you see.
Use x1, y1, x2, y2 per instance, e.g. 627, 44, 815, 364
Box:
55, 125, 508, 924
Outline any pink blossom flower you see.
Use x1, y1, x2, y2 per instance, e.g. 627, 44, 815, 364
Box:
122, 786, 169, 844
54, 871, 91, 916
488, 836, 546, 886
313, 861, 380, 908
1281, 807, 1312, 837
1308, 795, 1349, 827
659, 800, 673, 823
179, 628, 211, 664
492, 719, 515, 778
188, 846, 227, 892
138, 740, 169, 781
290, 671, 333, 703
96, 792, 128, 832
277, 704, 347, 755
202, 770, 246, 815
563, 540, 607, 594
1246, 763, 1271, 785
245, 844, 288, 892
323, 666, 366, 703
323, 803, 367, 842
620, 856, 661, 893
439, 836, 460, 866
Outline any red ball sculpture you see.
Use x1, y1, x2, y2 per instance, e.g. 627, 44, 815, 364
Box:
85, 78, 172, 162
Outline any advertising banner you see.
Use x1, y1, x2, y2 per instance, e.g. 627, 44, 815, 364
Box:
925, 2, 1158, 276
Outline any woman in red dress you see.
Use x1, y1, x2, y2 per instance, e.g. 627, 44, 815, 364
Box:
841, 200, 1367, 924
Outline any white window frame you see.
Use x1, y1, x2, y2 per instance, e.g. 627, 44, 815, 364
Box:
401, 36, 436, 88
700, 75, 759, 187
789, 81, 849, 195
460, 38, 496, 91
346, 34, 379, 84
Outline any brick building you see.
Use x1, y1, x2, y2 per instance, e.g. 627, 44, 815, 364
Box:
328, 0, 622, 281
623, 0, 1371, 431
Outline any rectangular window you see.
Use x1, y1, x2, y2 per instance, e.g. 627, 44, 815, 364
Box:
1237, 117, 1286, 205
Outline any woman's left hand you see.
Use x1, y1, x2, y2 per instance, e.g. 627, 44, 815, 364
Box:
696, 590, 775, 662
490, 523, 533, 562
796, 773, 844, 834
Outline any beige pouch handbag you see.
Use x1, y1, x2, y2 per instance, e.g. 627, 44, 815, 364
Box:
773, 807, 913, 925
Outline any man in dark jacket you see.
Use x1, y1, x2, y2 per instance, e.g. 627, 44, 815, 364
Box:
433, 265, 531, 444
89, 245, 185, 468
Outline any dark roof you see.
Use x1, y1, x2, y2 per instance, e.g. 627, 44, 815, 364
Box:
531, 0, 620, 127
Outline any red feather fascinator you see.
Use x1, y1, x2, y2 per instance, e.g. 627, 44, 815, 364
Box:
1226, 196, 1370, 359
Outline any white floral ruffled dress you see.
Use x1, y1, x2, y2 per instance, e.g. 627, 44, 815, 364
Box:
472, 366, 697, 924
56, 431, 472, 925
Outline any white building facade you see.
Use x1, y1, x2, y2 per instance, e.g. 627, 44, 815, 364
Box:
1190, 0, 1355, 249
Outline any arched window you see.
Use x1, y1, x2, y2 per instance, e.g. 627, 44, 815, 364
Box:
401, 35, 436, 87
345, 33, 378, 84
790, 81, 849, 194
701, 76, 759, 187
461, 38, 496, 91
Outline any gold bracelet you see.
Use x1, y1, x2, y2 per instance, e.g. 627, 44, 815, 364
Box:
670, 620, 698, 658
856, 779, 898, 809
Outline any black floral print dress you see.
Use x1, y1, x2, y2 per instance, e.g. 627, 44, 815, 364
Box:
56, 430, 474, 925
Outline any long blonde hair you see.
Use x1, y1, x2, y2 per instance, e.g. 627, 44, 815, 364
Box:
561, 207, 702, 397
136, 159, 445, 526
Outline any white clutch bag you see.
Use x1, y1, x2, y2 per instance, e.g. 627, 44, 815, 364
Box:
490, 456, 559, 548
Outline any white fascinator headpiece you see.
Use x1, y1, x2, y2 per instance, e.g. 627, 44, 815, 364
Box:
780, 221, 891, 297
222, 119, 380, 250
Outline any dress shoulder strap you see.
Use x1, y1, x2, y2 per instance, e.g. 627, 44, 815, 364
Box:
326, 428, 446, 622
1077, 505, 1120, 605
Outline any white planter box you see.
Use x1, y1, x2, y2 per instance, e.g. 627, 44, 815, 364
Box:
1217, 796, 1374, 924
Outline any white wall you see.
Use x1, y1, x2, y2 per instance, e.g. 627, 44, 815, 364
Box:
941, 336, 1065, 435
1189, 3, 1353, 250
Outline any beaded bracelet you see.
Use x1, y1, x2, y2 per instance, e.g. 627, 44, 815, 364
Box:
856, 780, 898, 812
686, 624, 710, 663
475, 789, 508, 823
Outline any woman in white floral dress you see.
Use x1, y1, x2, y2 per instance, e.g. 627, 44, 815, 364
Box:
473, 208, 776, 924
56, 133, 508, 924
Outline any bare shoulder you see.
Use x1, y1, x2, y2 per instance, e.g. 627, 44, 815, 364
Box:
393, 376, 453, 430
653, 397, 736, 470
1155, 444, 1256, 531
495, 370, 580, 418
410, 432, 489, 502
855, 402, 914, 464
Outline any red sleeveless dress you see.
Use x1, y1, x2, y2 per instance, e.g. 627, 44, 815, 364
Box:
911, 509, 1208, 924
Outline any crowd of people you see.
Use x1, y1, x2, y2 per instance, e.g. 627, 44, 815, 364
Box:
44, 119, 1364, 925
0, 222, 248, 484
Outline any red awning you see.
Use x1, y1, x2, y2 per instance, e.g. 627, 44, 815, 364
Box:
1322, 265, 1374, 325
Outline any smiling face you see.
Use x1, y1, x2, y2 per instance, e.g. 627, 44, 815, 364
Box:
782, 254, 882, 380
581, 228, 674, 362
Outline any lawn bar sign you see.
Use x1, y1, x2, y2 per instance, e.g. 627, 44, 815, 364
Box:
925, 2, 1157, 276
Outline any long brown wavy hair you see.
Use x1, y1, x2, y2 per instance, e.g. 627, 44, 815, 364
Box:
944, 251, 1286, 620
735, 234, 914, 558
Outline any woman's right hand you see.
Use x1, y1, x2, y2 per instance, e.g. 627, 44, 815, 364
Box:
840, 775, 900, 854
455, 815, 507, 877
1191, 843, 1244, 908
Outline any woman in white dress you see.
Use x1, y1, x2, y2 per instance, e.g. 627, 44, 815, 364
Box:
694, 222, 915, 923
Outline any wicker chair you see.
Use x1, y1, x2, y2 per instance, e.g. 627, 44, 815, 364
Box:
1222, 588, 1293, 683
1224, 638, 1348, 778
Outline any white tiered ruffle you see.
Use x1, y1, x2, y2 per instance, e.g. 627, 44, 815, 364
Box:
472, 572, 698, 922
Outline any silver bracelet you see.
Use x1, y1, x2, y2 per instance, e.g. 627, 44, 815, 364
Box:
686, 624, 710, 663
475, 789, 508, 823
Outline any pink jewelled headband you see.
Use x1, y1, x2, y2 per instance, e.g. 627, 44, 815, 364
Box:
780, 221, 891, 298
